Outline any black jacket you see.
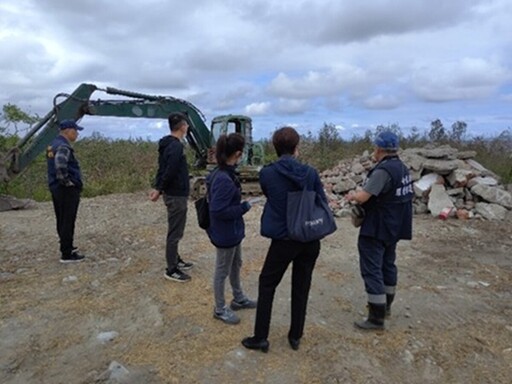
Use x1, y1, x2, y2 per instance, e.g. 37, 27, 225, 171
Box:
153, 135, 190, 197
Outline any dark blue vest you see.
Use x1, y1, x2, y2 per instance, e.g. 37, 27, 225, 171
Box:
47, 135, 82, 192
361, 155, 413, 242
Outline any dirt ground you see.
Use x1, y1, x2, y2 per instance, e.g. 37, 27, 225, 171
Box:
1, 191, 511, 384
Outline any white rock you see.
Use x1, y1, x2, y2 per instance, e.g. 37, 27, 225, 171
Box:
62, 275, 78, 283
97, 331, 119, 343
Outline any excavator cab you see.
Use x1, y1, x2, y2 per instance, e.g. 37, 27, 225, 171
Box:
188, 114, 264, 198
210, 115, 264, 168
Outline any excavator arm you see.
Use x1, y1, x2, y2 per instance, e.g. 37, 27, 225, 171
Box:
1, 83, 213, 182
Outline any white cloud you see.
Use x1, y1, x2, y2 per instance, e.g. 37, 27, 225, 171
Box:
411, 58, 510, 102
244, 102, 271, 115
276, 99, 308, 115
363, 94, 400, 110
268, 64, 369, 99
0, 0, 510, 141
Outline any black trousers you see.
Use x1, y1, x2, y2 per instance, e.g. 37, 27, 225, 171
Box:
254, 239, 320, 340
51, 186, 80, 257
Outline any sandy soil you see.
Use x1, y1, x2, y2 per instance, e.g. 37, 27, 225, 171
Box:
1, 191, 511, 384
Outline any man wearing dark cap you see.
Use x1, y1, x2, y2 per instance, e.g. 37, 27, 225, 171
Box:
346, 130, 413, 330
149, 113, 194, 282
47, 119, 85, 263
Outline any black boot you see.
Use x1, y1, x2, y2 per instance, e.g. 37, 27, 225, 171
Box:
386, 294, 395, 318
354, 303, 386, 330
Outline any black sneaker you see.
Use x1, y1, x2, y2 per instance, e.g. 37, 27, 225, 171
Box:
60, 252, 85, 263
164, 268, 191, 283
177, 258, 194, 271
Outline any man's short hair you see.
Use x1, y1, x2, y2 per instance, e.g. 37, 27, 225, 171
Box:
272, 126, 300, 156
168, 113, 188, 132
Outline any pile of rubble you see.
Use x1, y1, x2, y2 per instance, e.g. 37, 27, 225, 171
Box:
321, 145, 512, 221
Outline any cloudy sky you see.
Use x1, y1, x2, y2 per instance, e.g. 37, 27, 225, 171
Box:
1, 0, 511, 141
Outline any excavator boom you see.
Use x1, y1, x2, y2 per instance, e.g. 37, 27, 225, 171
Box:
1, 83, 216, 181
1, 83, 264, 201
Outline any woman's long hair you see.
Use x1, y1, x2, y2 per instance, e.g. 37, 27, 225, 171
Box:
216, 133, 245, 167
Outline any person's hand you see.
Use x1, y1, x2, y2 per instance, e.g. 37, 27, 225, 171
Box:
149, 189, 161, 202
242, 201, 251, 212
345, 190, 355, 202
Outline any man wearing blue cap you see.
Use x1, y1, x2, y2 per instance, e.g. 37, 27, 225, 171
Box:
47, 119, 85, 263
346, 130, 413, 330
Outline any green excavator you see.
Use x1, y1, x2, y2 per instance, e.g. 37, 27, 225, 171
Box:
0, 83, 264, 210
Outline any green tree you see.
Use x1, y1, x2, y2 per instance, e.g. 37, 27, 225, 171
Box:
318, 123, 342, 149
428, 119, 447, 142
1, 103, 38, 136
409, 126, 421, 143
449, 121, 467, 142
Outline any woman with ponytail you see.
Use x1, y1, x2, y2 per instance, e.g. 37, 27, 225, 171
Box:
206, 133, 257, 325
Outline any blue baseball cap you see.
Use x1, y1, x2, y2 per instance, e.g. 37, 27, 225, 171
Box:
373, 131, 399, 150
59, 119, 84, 131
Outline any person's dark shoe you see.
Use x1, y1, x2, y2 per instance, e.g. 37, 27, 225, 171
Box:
354, 319, 385, 330
164, 268, 191, 283
60, 252, 85, 263
230, 298, 257, 311
288, 337, 300, 351
354, 303, 385, 330
177, 257, 194, 271
241, 336, 269, 353
213, 307, 240, 325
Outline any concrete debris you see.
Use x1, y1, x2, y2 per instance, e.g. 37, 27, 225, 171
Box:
321, 145, 511, 221
428, 185, 455, 217
0, 195, 36, 212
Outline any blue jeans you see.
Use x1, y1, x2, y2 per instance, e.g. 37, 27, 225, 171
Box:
163, 195, 188, 271
213, 244, 246, 311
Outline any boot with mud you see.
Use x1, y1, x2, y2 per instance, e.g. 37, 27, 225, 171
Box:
355, 303, 386, 330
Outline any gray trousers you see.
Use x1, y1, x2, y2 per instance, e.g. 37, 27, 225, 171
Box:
163, 195, 188, 271
214, 243, 246, 311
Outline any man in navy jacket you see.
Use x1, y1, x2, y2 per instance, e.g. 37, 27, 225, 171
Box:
47, 119, 85, 263
346, 130, 413, 330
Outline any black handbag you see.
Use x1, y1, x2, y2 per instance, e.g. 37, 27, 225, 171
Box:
195, 196, 210, 230
286, 169, 337, 242
194, 169, 219, 230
